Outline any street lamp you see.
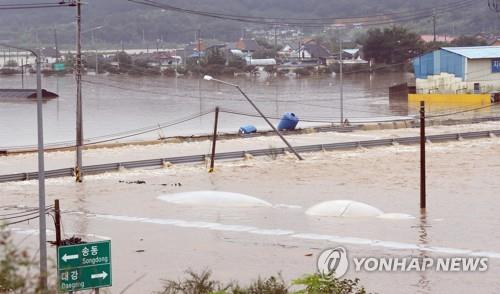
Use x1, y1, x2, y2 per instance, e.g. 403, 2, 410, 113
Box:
203, 75, 304, 160
0, 43, 48, 291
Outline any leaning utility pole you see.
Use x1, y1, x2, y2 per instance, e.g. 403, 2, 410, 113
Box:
75, 0, 83, 182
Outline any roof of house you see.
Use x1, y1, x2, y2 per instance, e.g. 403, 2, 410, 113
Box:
235, 39, 261, 52
302, 43, 332, 58
441, 46, 500, 59
343, 49, 359, 55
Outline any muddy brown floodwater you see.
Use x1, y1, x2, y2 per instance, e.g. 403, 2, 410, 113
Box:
1, 72, 413, 147
1, 134, 500, 293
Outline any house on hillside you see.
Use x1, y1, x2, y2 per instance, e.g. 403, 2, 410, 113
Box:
413, 46, 500, 93
235, 38, 262, 54
183, 41, 206, 60
341, 48, 368, 65
278, 44, 298, 58
293, 41, 334, 65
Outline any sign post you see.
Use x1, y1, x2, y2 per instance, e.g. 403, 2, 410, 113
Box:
57, 241, 112, 292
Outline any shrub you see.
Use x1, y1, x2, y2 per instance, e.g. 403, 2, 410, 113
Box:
292, 273, 366, 294
159, 269, 230, 294
163, 67, 177, 77
159, 271, 368, 294
242, 275, 288, 294
0, 224, 55, 292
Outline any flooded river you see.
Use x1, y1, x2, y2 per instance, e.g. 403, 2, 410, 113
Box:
0, 72, 411, 148
1, 137, 499, 293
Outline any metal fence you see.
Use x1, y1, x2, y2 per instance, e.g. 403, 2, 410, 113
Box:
1, 129, 499, 183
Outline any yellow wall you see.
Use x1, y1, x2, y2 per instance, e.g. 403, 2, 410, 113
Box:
408, 93, 491, 112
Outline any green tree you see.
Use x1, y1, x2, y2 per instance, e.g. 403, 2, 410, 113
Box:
206, 47, 226, 65
115, 51, 132, 69
359, 26, 424, 64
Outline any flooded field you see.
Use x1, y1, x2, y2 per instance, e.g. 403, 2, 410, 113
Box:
0, 72, 411, 148
1, 136, 500, 293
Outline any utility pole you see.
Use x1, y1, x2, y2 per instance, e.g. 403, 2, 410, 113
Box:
209, 107, 220, 173
204, 76, 304, 161
197, 29, 201, 61
142, 29, 146, 48
54, 28, 59, 61
420, 101, 427, 210
75, 0, 83, 182
274, 25, 278, 51
35, 48, 48, 294
92, 30, 98, 74
433, 13, 437, 42
339, 37, 344, 124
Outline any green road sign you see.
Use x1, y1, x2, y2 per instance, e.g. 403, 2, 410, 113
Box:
57, 241, 112, 292
53, 63, 65, 71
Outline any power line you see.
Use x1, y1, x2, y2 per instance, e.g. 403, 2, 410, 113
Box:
128, 0, 474, 27
1, 110, 214, 150
0, 1, 75, 10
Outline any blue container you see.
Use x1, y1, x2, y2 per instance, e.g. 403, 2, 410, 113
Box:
277, 112, 299, 131
239, 125, 257, 134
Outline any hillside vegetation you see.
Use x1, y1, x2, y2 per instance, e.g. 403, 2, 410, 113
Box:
0, 0, 493, 48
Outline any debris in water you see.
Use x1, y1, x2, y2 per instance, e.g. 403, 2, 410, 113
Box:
119, 180, 146, 185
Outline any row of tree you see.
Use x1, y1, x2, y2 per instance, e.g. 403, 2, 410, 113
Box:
359, 27, 487, 64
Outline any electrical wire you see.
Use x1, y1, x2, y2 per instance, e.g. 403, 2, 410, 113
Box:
0, 1, 75, 10
1, 110, 214, 150
219, 107, 414, 124
426, 102, 500, 118
132, 0, 472, 22
129, 0, 474, 27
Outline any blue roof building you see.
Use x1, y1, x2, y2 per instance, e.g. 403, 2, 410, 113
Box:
413, 46, 500, 93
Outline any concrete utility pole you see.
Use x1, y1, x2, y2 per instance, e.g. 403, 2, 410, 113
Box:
0, 43, 48, 292
420, 101, 427, 210
433, 13, 437, 42
274, 25, 278, 51
92, 30, 98, 74
54, 28, 59, 61
75, 0, 83, 182
197, 29, 201, 60
339, 38, 344, 124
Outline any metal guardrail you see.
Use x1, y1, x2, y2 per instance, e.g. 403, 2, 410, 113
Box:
1, 129, 499, 183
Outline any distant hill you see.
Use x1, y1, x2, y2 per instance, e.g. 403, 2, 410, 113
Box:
0, 0, 493, 49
